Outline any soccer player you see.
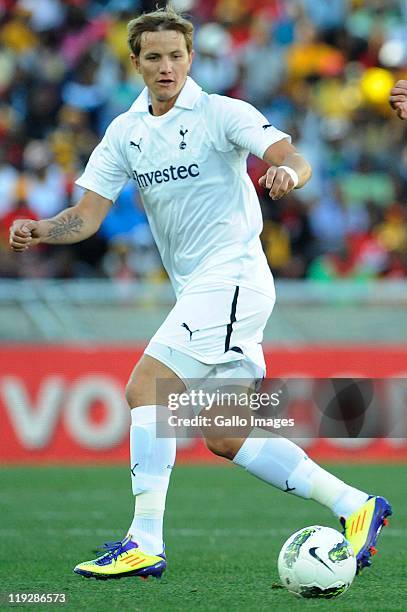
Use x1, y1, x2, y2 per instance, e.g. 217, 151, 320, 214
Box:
9, 5, 391, 580
389, 79, 407, 119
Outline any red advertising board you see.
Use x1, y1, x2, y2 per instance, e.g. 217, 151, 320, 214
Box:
1, 344, 406, 464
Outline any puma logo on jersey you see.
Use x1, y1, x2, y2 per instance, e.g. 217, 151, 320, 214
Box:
130, 138, 142, 152
262, 124, 273, 130
133, 163, 200, 189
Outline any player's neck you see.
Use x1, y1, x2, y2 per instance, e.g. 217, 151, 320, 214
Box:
149, 95, 178, 117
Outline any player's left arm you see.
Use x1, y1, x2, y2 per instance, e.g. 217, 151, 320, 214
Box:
389, 79, 407, 119
259, 139, 312, 200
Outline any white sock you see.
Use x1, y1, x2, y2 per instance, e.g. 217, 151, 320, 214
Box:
233, 429, 368, 518
128, 491, 167, 555
127, 405, 175, 554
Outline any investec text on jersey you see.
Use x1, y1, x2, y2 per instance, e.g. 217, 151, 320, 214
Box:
132, 163, 200, 189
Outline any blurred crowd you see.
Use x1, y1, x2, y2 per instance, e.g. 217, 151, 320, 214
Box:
1, 0, 407, 281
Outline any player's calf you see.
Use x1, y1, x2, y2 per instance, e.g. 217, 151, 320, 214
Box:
204, 436, 244, 460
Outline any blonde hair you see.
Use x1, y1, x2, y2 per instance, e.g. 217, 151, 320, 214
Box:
127, 4, 194, 56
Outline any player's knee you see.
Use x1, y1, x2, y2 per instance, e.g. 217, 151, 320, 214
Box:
125, 355, 186, 409
205, 437, 236, 460
125, 355, 162, 407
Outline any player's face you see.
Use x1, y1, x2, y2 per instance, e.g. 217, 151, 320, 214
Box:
132, 30, 193, 110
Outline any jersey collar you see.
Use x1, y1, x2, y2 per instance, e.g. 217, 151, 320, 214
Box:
129, 76, 202, 113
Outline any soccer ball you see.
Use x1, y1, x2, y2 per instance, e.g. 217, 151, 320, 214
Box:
278, 525, 357, 599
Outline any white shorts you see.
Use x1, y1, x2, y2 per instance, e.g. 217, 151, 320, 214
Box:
144, 284, 275, 386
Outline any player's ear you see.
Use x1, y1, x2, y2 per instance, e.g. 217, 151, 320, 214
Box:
130, 53, 140, 73
188, 49, 195, 71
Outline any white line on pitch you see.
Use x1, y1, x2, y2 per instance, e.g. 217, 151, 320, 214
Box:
0, 527, 405, 537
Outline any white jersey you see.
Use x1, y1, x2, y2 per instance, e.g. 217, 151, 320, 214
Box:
76, 77, 290, 298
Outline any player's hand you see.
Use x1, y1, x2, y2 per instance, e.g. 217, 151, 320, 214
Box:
9, 219, 42, 252
389, 79, 407, 120
258, 166, 296, 200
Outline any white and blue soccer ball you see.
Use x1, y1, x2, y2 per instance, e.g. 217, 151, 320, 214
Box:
278, 525, 357, 599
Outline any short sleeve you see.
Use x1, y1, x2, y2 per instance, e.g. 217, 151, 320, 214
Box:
75, 117, 130, 202
209, 95, 291, 159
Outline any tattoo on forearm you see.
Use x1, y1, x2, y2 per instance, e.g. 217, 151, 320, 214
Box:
46, 213, 84, 242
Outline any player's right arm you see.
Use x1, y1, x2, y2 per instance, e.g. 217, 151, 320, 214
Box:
9, 190, 112, 252
10, 113, 132, 252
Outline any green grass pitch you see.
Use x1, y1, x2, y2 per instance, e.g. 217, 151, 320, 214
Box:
2, 464, 406, 611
